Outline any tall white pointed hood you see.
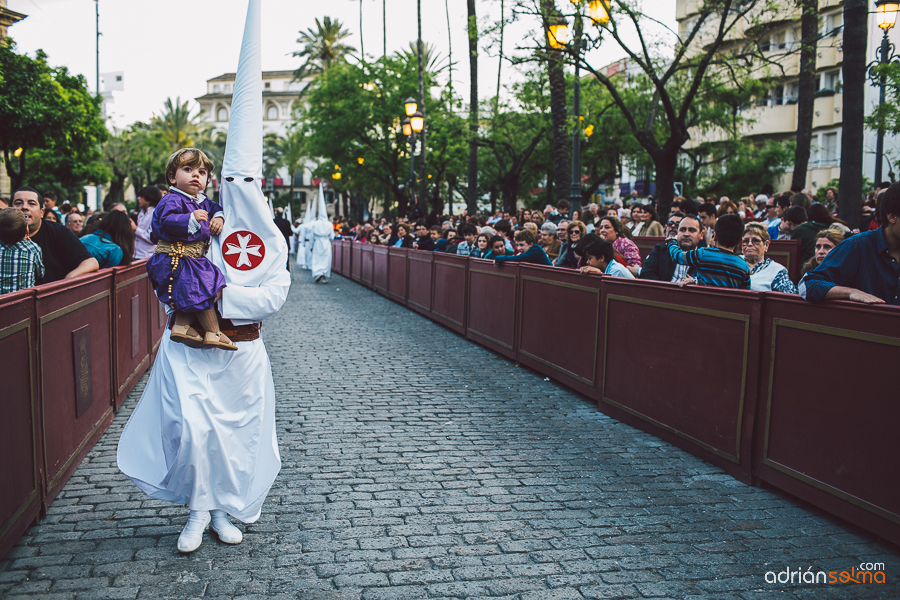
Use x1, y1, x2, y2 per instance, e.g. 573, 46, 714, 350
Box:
209, 0, 290, 324
311, 182, 334, 237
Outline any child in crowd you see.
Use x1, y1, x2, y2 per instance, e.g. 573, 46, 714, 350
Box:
579, 239, 635, 279
146, 149, 236, 350
0, 207, 44, 295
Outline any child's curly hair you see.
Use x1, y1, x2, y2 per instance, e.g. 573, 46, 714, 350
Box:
165, 148, 215, 188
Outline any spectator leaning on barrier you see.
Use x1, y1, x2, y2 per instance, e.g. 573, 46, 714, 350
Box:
484, 235, 509, 259
740, 223, 797, 294
539, 222, 561, 261
80, 210, 135, 268
394, 223, 414, 248
800, 181, 900, 305
799, 229, 844, 279
452, 222, 478, 256
555, 220, 585, 268
666, 214, 751, 289
0, 207, 45, 295
134, 185, 162, 260
472, 233, 491, 258
640, 214, 705, 283
413, 221, 435, 251
494, 229, 552, 266
12, 187, 98, 284
595, 216, 642, 274
579, 239, 635, 279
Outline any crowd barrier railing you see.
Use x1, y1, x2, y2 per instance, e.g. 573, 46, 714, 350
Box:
332, 239, 900, 545
0, 260, 159, 559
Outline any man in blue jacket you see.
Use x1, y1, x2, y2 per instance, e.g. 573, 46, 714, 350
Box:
494, 229, 552, 266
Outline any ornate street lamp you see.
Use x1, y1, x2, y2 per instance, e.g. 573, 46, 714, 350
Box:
404, 97, 418, 117
401, 109, 425, 217
871, 0, 900, 184
547, 12, 569, 49
565, 0, 609, 219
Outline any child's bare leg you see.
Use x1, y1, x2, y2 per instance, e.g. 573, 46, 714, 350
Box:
196, 308, 237, 351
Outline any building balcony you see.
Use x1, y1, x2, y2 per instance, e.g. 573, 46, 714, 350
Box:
817, 45, 842, 70
813, 93, 842, 128
744, 103, 797, 137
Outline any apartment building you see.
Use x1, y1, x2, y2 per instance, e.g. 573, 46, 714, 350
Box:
676, 0, 900, 193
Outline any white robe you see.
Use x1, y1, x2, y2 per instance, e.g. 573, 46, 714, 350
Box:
310, 219, 334, 280
117, 267, 290, 523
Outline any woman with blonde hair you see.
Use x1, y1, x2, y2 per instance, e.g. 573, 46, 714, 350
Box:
740, 223, 796, 293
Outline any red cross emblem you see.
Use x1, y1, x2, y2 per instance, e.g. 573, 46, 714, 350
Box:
223, 231, 266, 270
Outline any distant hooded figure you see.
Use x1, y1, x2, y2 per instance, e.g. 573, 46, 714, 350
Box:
117, 0, 291, 554
309, 183, 334, 282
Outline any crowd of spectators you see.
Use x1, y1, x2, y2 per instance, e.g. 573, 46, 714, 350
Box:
332, 183, 900, 306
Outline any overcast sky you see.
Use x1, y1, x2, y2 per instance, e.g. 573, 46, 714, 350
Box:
9, 0, 676, 129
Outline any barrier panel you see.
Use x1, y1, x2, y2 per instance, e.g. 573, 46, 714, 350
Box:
332, 239, 343, 276
755, 294, 900, 545
599, 278, 762, 483
149, 276, 167, 361
341, 240, 352, 277
373, 246, 389, 294
387, 247, 409, 305
351, 242, 363, 283
361, 244, 374, 287
113, 262, 151, 409
767, 240, 801, 281
0, 289, 41, 561
36, 272, 116, 506
516, 265, 604, 399
431, 253, 468, 335
407, 250, 434, 318
465, 260, 519, 361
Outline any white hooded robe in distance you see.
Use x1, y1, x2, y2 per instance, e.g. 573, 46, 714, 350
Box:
117, 0, 289, 523
310, 184, 334, 280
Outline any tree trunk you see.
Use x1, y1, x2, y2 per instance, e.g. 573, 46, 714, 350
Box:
838, 0, 867, 229
791, 0, 818, 192
4, 149, 25, 190
547, 50, 570, 202
342, 191, 350, 221
494, 0, 504, 119
466, 0, 479, 215
446, 0, 453, 93
653, 146, 679, 222
104, 176, 126, 205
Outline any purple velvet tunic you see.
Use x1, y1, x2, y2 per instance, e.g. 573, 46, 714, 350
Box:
146, 191, 226, 312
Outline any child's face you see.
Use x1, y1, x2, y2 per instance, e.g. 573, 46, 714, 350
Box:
169, 164, 209, 196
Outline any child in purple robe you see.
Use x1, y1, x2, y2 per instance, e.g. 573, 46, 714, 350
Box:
146, 149, 236, 350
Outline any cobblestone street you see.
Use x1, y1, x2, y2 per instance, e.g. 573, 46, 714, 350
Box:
2, 270, 898, 599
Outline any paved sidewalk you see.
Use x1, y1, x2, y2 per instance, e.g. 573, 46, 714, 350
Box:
2, 271, 898, 599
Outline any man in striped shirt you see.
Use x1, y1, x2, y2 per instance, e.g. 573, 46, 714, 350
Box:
666, 214, 751, 289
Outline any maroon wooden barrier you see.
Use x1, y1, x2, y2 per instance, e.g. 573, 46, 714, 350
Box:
149, 276, 167, 361
0, 289, 41, 561
633, 236, 664, 260
407, 250, 434, 318
767, 240, 801, 281
351, 242, 363, 283
35, 272, 116, 506
465, 260, 519, 360
332, 239, 343, 276
373, 245, 389, 294
755, 294, 900, 545
113, 263, 151, 409
516, 264, 603, 398
341, 240, 352, 277
431, 253, 468, 335
599, 278, 762, 483
387, 247, 409, 305
361, 244, 375, 287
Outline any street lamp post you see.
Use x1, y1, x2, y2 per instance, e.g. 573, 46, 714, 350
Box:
402, 98, 425, 218
872, 0, 900, 184
564, 1, 609, 220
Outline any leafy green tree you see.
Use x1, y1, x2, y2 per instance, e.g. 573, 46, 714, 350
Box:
697, 140, 795, 199
292, 17, 356, 94
0, 42, 107, 198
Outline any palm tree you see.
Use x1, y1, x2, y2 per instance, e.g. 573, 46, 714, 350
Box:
466, 0, 479, 215
153, 97, 203, 151
401, 41, 451, 75
263, 125, 307, 212
292, 17, 356, 90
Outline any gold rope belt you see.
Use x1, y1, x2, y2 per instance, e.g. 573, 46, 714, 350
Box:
153, 240, 209, 259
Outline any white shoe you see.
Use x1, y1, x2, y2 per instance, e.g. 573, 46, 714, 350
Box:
210, 509, 243, 544
177, 510, 210, 553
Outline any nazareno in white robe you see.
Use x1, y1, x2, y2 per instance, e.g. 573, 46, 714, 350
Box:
116, 266, 290, 522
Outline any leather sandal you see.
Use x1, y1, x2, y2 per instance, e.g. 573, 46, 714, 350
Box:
204, 331, 238, 351
171, 323, 204, 348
